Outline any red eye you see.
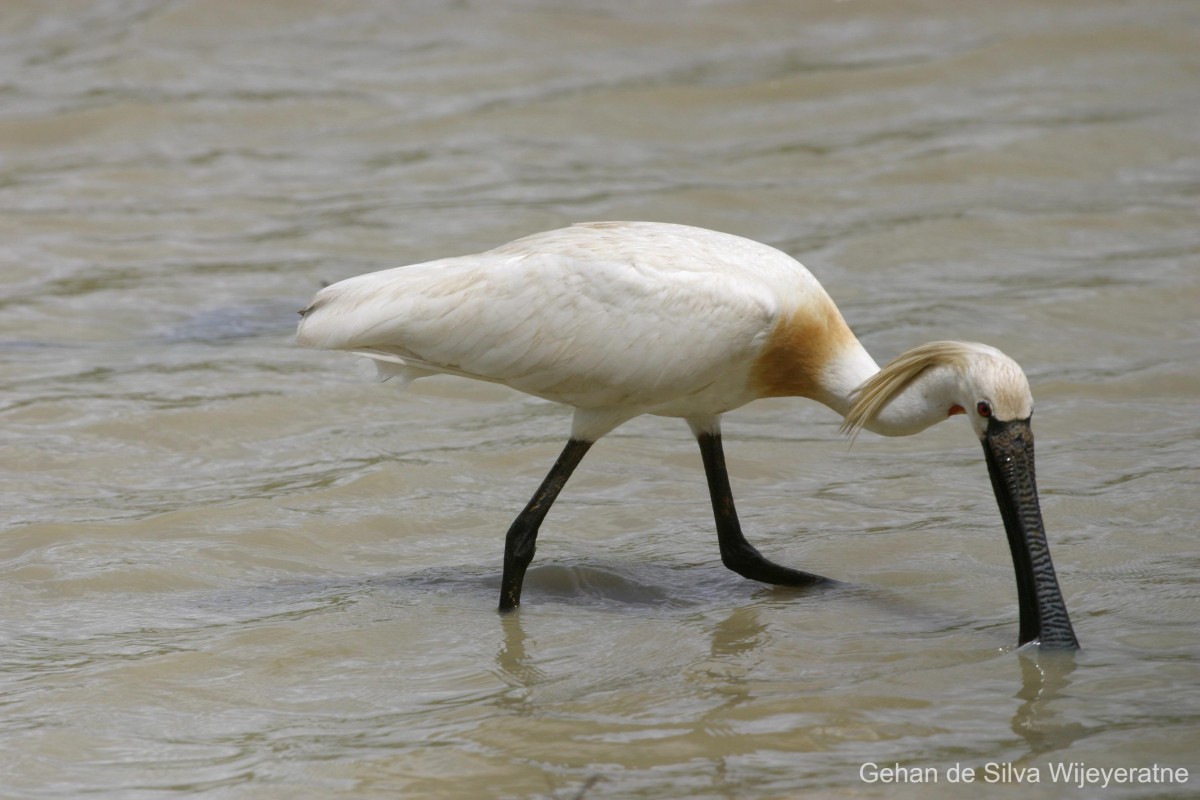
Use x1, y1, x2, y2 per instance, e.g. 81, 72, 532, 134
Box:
977, 401, 993, 418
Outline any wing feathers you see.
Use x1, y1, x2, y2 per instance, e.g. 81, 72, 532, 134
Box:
298, 223, 823, 410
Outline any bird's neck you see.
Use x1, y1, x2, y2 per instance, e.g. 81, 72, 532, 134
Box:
822, 344, 959, 437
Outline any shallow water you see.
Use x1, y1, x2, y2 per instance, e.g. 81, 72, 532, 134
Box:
2, 1, 1199, 797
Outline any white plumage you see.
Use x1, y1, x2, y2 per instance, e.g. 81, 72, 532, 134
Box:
298, 222, 867, 439
298, 220, 1078, 648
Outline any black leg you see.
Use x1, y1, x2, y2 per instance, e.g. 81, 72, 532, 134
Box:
695, 431, 829, 587
499, 438, 593, 611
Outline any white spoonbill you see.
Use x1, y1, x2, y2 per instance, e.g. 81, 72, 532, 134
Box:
297, 221, 1078, 649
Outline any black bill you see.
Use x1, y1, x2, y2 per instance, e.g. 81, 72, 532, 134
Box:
982, 417, 1079, 649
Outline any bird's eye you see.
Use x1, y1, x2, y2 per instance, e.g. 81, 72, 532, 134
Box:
976, 401, 992, 418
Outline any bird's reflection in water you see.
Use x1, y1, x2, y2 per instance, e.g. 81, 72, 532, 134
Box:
495, 609, 548, 694
709, 605, 771, 661
490, 594, 778, 791
1011, 648, 1085, 761
492, 592, 777, 708
493, 582, 1085, 737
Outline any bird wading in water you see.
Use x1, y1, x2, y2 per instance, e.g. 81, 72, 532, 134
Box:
298, 221, 1079, 649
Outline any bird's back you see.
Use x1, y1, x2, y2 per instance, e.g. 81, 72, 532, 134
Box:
297, 222, 849, 414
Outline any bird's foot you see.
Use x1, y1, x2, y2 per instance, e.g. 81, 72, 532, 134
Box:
722, 545, 831, 587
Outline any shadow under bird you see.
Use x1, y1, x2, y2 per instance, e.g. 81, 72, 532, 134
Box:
297, 221, 1078, 649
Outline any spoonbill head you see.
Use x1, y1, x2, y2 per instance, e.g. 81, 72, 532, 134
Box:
297, 221, 1078, 649
842, 341, 1077, 649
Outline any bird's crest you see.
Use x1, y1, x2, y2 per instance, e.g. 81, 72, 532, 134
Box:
839, 341, 979, 438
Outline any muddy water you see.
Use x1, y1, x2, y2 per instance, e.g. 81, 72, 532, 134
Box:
2, 1, 1199, 797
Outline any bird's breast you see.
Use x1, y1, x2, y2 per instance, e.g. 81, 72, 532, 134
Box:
747, 295, 863, 404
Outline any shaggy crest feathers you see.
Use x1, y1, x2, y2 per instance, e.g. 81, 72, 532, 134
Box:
839, 341, 983, 438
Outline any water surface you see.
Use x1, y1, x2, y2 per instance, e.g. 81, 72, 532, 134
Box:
2, 1, 1199, 797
